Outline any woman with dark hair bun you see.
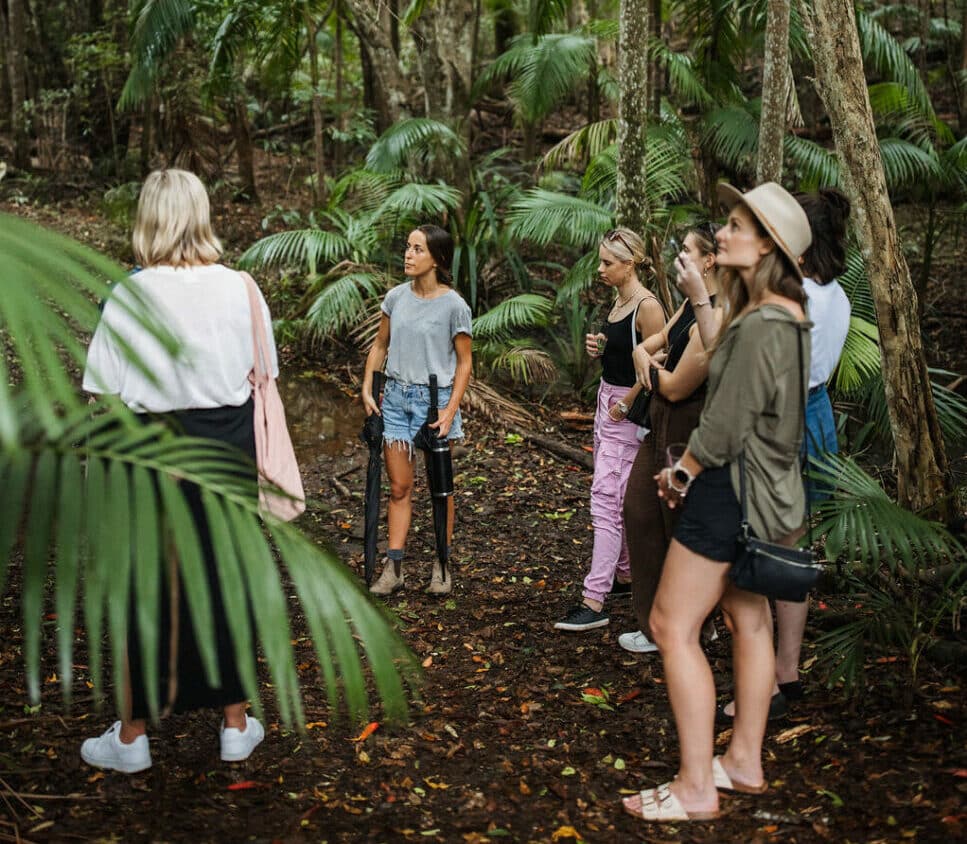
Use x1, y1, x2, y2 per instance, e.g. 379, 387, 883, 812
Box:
361, 224, 472, 596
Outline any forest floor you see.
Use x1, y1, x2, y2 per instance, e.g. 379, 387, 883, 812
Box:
1, 184, 966, 843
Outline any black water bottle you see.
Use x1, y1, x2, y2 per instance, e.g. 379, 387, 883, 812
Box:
426, 375, 454, 498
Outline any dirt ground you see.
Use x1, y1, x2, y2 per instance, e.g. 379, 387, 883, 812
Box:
1, 190, 966, 843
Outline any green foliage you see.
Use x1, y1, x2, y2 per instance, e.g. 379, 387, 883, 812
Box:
809, 453, 965, 693
506, 189, 612, 249
1, 213, 417, 725
365, 118, 466, 175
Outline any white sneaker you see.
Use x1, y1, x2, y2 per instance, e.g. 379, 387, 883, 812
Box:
80, 721, 152, 773
220, 714, 265, 762
618, 630, 659, 654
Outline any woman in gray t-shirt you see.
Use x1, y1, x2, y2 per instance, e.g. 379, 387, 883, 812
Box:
361, 225, 473, 597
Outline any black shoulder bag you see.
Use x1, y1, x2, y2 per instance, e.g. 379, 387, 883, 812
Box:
729, 325, 823, 603
624, 297, 655, 427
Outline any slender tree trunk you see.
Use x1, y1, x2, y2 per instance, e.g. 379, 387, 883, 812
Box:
305, 10, 325, 203
334, 11, 344, 173
648, 0, 661, 121
7, 0, 29, 168
960, 0, 967, 133
615, 0, 650, 236
756, 0, 790, 184
347, 0, 409, 132
230, 91, 257, 200
804, 0, 950, 515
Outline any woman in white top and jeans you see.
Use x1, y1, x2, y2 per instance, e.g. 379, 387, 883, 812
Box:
80, 169, 275, 773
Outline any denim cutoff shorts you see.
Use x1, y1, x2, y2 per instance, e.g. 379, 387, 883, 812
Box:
382, 378, 464, 449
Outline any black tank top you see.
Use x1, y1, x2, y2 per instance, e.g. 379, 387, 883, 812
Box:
665, 296, 717, 373
600, 301, 649, 387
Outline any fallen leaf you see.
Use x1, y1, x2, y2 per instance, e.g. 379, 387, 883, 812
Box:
351, 722, 379, 742
305, 721, 327, 730
227, 781, 261, 791
774, 724, 815, 744
551, 826, 582, 841
422, 656, 433, 668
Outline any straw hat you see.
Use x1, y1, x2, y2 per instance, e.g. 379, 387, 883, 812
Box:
717, 182, 812, 279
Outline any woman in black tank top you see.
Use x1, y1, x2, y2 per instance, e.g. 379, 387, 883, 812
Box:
617, 225, 721, 654
553, 228, 665, 633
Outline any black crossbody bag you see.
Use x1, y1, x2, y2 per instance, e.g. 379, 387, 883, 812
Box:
729, 325, 823, 603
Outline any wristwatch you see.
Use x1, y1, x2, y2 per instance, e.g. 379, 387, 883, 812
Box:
670, 459, 695, 494
616, 400, 628, 414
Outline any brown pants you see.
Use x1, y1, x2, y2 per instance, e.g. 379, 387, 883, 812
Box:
622, 392, 705, 639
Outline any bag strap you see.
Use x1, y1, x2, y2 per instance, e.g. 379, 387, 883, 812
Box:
738, 322, 811, 543
240, 270, 271, 382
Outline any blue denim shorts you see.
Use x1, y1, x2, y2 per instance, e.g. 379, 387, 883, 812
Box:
382, 378, 464, 449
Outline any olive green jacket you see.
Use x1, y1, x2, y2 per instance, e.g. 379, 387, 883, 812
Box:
687, 304, 812, 542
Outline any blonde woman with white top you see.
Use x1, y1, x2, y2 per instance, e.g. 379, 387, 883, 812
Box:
80, 169, 276, 773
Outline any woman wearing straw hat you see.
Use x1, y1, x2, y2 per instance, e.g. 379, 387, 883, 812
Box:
621, 182, 812, 823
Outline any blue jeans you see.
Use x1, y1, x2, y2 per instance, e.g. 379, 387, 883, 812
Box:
381, 378, 464, 449
803, 384, 837, 502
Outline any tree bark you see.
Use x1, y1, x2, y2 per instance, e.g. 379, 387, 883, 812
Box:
615, 0, 650, 237
346, 0, 409, 132
804, 0, 950, 515
229, 92, 257, 200
756, 0, 790, 184
960, 0, 967, 134
7, 0, 29, 168
305, 9, 324, 203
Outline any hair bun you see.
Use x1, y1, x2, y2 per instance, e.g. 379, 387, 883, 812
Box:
820, 187, 851, 234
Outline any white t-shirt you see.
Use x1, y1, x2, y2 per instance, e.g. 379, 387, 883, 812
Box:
83, 264, 279, 412
803, 276, 851, 389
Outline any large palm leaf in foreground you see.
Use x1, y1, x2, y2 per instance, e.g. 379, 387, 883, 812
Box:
0, 213, 417, 726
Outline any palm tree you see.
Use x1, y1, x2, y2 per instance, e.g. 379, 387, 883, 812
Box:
0, 212, 417, 726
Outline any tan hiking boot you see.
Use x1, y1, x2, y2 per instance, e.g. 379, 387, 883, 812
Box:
369, 557, 405, 596
425, 562, 452, 596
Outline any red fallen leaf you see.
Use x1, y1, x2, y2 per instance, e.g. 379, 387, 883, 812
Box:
875, 656, 900, 664
227, 780, 261, 791
582, 687, 603, 697
934, 714, 955, 726
351, 721, 379, 742
581, 445, 593, 453
949, 769, 967, 778
816, 601, 829, 610
617, 688, 642, 705
941, 814, 967, 824
45, 613, 57, 620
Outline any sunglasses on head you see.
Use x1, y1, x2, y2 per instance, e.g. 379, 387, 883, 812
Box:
603, 229, 633, 255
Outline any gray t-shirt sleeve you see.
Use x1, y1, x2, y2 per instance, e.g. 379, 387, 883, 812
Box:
451, 295, 472, 339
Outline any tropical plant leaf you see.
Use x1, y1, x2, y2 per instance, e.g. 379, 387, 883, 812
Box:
120, 0, 196, 109
365, 118, 465, 174
831, 316, 880, 394
471, 294, 554, 338
506, 189, 612, 249
239, 228, 353, 276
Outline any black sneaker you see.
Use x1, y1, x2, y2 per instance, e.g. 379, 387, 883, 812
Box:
609, 580, 632, 598
554, 604, 609, 631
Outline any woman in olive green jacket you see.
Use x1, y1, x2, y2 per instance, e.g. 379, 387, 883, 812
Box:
622, 183, 812, 824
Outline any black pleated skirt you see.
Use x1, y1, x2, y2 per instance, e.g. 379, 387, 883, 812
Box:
128, 399, 256, 720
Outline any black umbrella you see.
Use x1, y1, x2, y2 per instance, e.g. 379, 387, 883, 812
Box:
414, 374, 453, 584
360, 371, 385, 586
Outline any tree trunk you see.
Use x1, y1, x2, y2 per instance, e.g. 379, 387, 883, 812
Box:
305, 9, 325, 203
804, 0, 950, 515
7, 0, 29, 168
756, 0, 790, 184
960, 0, 967, 134
615, 0, 650, 237
229, 91, 257, 200
347, 0, 409, 132
648, 0, 661, 121
412, 0, 476, 122
333, 11, 344, 173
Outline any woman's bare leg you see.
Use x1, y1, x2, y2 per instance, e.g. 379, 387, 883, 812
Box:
385, 444, 415, 552
775, 598, 808, 685
625, 540, 729, 815
719, 583, 773, 786
223, 702, 247, 730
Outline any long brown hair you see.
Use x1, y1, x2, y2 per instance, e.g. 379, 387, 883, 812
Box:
712, 204, 805, 353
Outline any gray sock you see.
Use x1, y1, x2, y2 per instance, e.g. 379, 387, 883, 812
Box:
387, 548, 403, 577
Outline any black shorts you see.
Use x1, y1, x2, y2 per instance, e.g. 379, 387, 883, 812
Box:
673, 465, 742, 563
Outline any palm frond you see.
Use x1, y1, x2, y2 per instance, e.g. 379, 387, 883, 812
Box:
542, 119, 617, 172
239, 228, 353, 276
373, 183, 463, 225
837, 249, 877, 323
119, 0, 197, 109
784, 135, 840, 190
304, 271, 390, 339
703, 104, 759, 174
365, 118, 465, 174
649, 40, 714, 109
477, 341, 558, 385
812, 453, 962, 571
830, 316, 880, 394
879, 137, 942, 192
471, 294, 554, 338
856, 9, 935, 120
506, 189, 612, 249
527, 0, 569, 36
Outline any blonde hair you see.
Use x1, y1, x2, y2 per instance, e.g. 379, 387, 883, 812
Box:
132, 169, 223, 268
600, 227, 647, 269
